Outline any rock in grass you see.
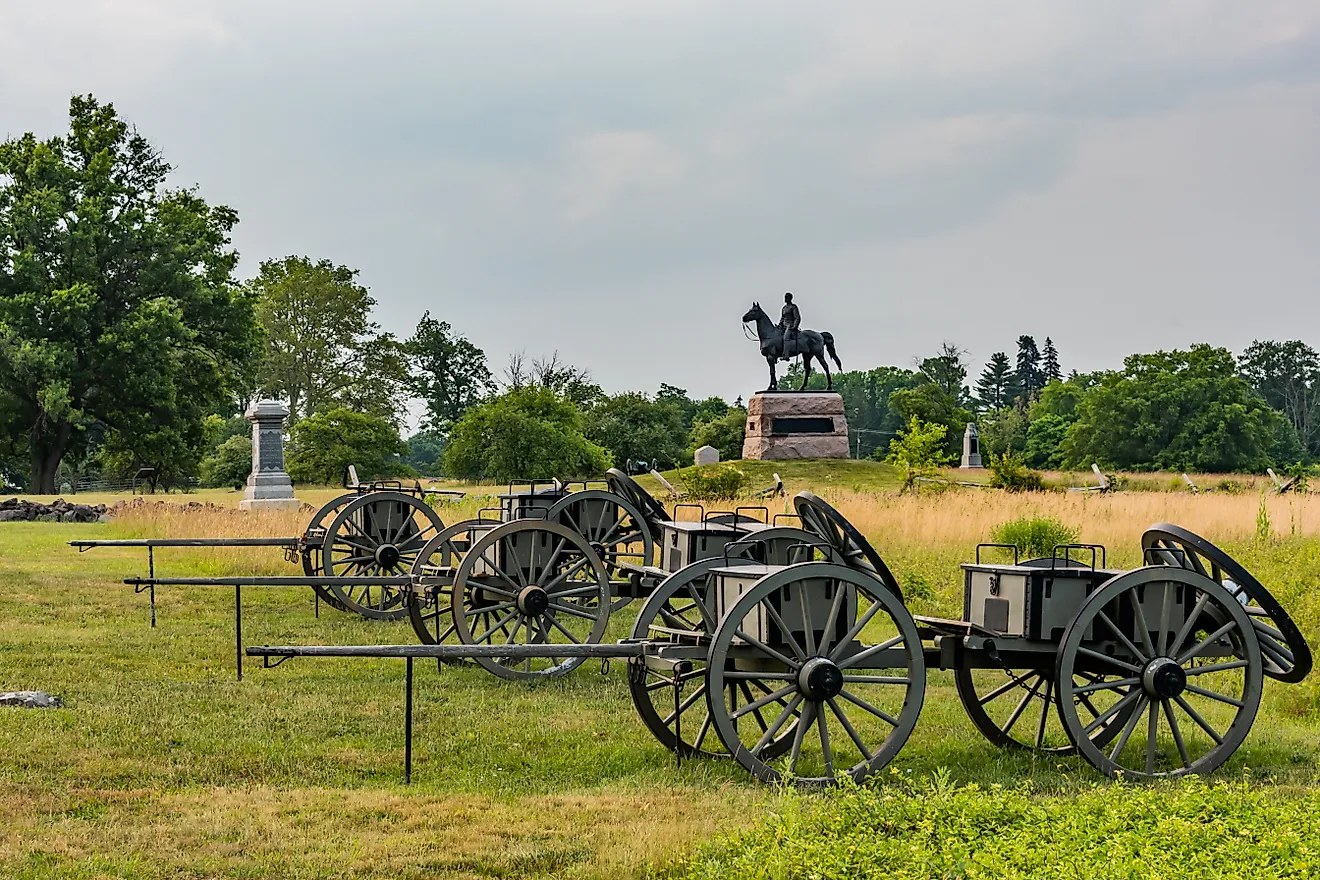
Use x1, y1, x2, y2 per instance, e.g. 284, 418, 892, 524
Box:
0, 691, 64, 708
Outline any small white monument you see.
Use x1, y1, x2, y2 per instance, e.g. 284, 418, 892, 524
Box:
239, 400, 299, 510
960, 422, 984, 469
693, 445, 721, 466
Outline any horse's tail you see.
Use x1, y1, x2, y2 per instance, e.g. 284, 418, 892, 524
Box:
823, 332, 842, 370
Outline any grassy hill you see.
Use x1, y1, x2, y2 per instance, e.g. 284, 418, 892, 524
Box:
640, 457, 903, 498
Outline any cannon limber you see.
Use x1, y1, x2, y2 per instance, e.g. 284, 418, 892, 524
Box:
249, 492, 1313, 784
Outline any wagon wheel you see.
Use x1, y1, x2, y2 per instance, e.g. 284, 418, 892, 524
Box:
1056, 567, 1262, 779
450, 519, 611, 681
605, 468, 670, 533
1142, 523, 1312, 683
300, 493, 357, 612
954, 666, 1135, 754
628, 554, 799, 760
323, 491, 445, 620
793, 492, 901, 599
548, 489, 654, 611
407, 519, 492, 654
706, 562, 925, 785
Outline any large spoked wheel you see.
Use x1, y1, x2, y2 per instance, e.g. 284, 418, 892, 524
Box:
300, 493, 357, 612
1142, 523, 1312, 683
1056, 567, 1263, 779
323, 492, 445, 620
407, 520, 493, 652
706, 563, 925, 786
451, 520, 611, 681
955, 666, 1134, 754
605, 468, 670, 533
628, 555, 797, 760
793, 492, 901, 598
548, 489, 654, 611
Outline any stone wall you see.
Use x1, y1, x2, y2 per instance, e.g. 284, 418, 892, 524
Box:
0, 498, 107, 522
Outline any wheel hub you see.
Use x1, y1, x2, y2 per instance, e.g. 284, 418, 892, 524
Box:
375, 544, 401, 568
1142, 657, 1187, 699
518, 585, 550, 616
797, 657, 844, 700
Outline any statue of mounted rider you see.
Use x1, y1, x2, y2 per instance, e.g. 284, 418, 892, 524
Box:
742, 292, 842, 392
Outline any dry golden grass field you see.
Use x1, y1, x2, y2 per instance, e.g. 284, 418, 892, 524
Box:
1, 462, 1318, 878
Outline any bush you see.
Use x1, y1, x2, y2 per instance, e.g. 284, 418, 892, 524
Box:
987, 450, 1045, 492
286, 407, 407, 484
990, 515, 1080, 558
1217, 478, 1246, 495
443, 386, 611, 482
886, 416, 954, 492
676, 465, 746, 500
688, 409, 747, 463
199, 435, 252, 488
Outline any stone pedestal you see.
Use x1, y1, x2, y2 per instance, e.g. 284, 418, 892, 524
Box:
239, 400, 299, 511
960, 422, 984, 469
741, 392, 850, 460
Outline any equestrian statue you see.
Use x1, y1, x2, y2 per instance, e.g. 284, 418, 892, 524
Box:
742, 293, 842, 391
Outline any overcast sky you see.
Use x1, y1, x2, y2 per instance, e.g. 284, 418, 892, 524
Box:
3, 1, 1318, 414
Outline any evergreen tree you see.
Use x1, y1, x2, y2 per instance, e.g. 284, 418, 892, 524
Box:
1042, 337, 1062, 383
975, 352, 1014, 410
1015, 335, 1044, 401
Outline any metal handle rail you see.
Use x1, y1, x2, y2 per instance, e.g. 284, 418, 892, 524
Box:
1051, 543, 1106, 570
975, 543, 1020, 565
246, 641, 662, 784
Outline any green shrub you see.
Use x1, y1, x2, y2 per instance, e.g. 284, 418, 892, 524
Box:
1217, 478, 1246, 495
688, 409, 747, 463
676, 465, 746, 500
287, 407, 407, 484
990, 515, 1080, 558
198, 435, 252, 489
987, 450, 1045, 492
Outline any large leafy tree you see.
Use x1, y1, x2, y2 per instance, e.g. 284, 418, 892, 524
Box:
1063, 345, 1284, 473
584, 392, 686, 470
405, 311, 493, 431
252, 256, 407, 425
788, 363, 917, 458
444, 386, 611, 482
919, 341, 970, 405
1239, 339, 1320, 458
286, 406, 406, 484
0, 95, 257, 492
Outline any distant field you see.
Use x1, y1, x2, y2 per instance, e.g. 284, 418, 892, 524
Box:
1, 463, 1317, 878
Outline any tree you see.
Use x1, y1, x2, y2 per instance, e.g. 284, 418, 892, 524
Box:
199, 435, 253, 488
406, 312, 493, 432
583, 392, 686, 470
504, 350, 604, 409
286, 407, 406, 484
251, 256, 407, 425
889, 383, 973, 460
402, 429, 447, 477
1239, 340, 1320, 457
919, 341, 970, 404
1063, 345, 1284, 473
1042, 337, 1062, 383
0, 95, 258, 492
886, 416, 954, 492
689, 408, 748, 463
787, 363, 917, 458
975, 352, 1014, 410
444, 386, 611, 481
1015, 335, 1044, 402
1023, 414, 1069, 469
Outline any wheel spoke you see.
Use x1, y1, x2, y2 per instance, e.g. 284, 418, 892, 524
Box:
1173, 694, 1224, 745
1128, 589, 1157, 659
722, 671, 796, 681
1176, 621, 1238, 665
1168, 590, 1212, 658
544, 557, 590, 592
751, 693, 802, 756
730, 684, 795, 720
828, 600, 885, 662
1184, 660, 1249, 676
1107, 695, 1149, 763
787, 701, 814, 777
827, 696, 871, 762
840, 674, 910, 685
837, 634, 906, 670
662, 684, 707, 725
762, 600, 808, 661
1077, 646, 1141, 674
800, 585, 817, 656
1001, 676, 1044, 736
817, 703, 834, 777
1157, 579, 1175, 657
838, 689, 900, 727
1072, 676, 1139, 696
1182, 683, 1245, 708
546, 599, 599, 620
1034, 677, 1053, 749
1083, 688, 1141, 736
977, 670, 1038, 704
1097, 611, 1149, 664
465, 600, 516, 618
735, 630, 801, 671
1144, 699, 1159, 775
820, 581, 849, 652
471, 609, 519, 644
543, 612, 585, 645
1163, 699, 1191, 769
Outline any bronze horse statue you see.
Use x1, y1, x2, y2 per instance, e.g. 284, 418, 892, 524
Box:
742, 302, 842, 391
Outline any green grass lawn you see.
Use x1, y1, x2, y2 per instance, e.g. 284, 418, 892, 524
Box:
1, 509, 1318, 878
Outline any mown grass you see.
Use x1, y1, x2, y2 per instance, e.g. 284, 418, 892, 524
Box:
0, 482, 1318, 878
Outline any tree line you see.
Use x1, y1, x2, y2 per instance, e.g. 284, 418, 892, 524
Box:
3, 97, 1315, 491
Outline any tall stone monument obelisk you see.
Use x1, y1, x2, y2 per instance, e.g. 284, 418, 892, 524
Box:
239, 400, 299, 510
